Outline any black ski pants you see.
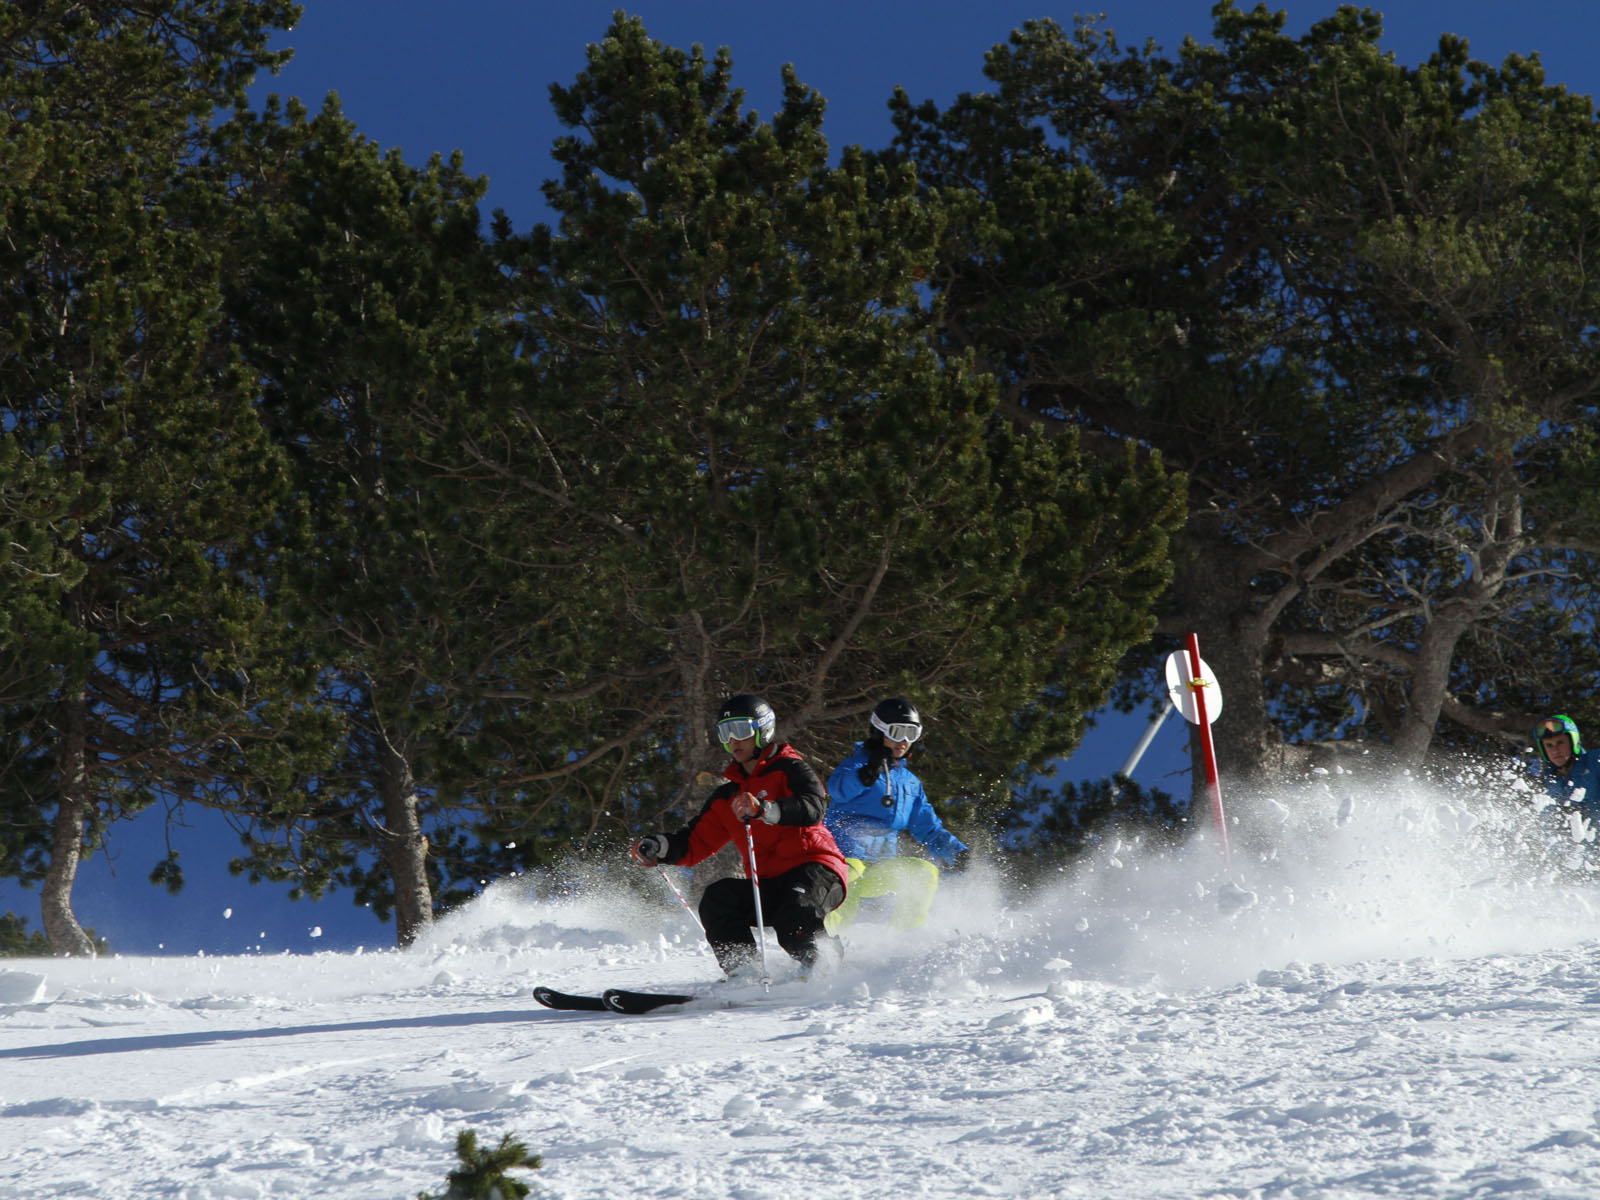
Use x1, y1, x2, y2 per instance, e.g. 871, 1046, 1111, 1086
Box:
698, 862, 844, 972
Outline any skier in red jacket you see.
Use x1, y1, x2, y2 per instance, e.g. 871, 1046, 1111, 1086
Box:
632, 694, 848, 975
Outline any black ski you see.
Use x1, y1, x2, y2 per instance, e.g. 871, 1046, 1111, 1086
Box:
602, 988, 696, 1014
533, 986, 608, 1012
534, 985, 699, 1014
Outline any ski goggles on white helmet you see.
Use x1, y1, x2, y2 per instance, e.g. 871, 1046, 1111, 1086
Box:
716, 717, 761, 743
871, 714, 922, 743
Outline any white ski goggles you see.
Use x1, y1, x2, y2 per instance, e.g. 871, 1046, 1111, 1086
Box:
716, 717, 761, 743
871, 716, 921, 743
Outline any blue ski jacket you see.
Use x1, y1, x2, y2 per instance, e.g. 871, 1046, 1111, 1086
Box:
824, 743, 967, 868
1538, 749, 1600, 825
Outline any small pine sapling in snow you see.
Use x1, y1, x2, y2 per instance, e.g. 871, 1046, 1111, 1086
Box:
417, 1128, 543, 1199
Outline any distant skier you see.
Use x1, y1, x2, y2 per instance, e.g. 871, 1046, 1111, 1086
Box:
823, 698, 968, 932
631, 694, 848, 974
1532, 714, 1600, 846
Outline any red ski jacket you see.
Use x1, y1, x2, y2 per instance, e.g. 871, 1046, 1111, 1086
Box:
664, 743, 849, 891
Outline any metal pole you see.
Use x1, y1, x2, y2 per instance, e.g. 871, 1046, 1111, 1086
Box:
1119, 707, 1172, 780
656, 867, 705, 936
744, 819, 771, 986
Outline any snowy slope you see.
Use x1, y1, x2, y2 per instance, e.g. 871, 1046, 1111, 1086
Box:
6, 769, 1600, 1199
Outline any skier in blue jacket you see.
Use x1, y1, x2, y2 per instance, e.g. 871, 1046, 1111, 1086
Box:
823, 698, 968, 932
1532, 714, 1600, 849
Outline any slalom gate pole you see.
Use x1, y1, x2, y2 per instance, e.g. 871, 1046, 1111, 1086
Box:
743, 817, 771, 986
1185, 632, 1231, 867
656, 868, 705, 936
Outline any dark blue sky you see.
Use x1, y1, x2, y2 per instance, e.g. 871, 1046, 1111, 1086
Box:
6, 1, 1587, 955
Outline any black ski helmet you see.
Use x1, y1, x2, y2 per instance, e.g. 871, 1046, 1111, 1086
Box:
715, 694, 777, 751
870, 697, 923, 744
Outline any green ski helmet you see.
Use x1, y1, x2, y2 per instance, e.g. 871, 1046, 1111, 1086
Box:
1533, 714, 1583, 763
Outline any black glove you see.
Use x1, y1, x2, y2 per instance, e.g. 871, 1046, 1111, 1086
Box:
946, 849, 971, 873
633, 834, 669, 865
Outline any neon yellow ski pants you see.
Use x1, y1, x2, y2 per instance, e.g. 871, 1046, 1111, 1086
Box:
824, 857, 941, 933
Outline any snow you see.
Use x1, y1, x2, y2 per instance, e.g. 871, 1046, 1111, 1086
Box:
8, 769, 1600, 1199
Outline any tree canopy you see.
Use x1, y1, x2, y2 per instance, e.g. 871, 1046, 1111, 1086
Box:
890, 2, 1600, 789
465, 16, 1180, 851
0, 0, 309, 953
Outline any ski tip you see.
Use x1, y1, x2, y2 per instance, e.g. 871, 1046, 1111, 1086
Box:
533, 986, 608, 1012
601, 988, 697, 1014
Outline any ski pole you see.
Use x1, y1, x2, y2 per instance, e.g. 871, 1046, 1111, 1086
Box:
656, 865, 705, 936
743, 812, 771, 986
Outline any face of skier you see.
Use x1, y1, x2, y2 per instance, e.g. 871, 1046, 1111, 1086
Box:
883, 733, 912, 761
1542, 732, 1575, 770
725, 734, 759, 767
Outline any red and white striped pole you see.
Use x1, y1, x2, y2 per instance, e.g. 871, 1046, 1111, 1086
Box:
1184, 634, 1230, 865
1164, 634, 1231, 866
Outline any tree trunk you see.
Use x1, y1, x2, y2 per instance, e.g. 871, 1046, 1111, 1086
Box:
1168, 539, 1284, 793
42, 696, 96, 957
1389, 613, 1468, 770
1198, 613, 1278, 786
376, 738, 433, 947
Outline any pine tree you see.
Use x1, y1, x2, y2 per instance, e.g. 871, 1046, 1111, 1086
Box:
892, 5, 1600, 786
214, 90, 547, 943
0, 912, 51, 957
466, 15, 1183, 847
418, 1129, 542, 1200
0, 0, 307, 953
